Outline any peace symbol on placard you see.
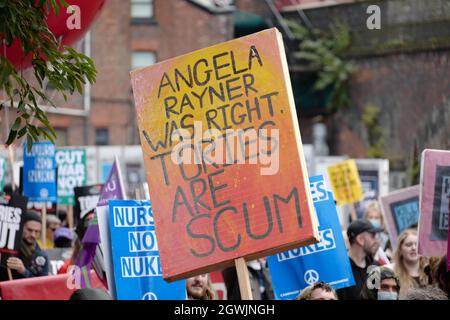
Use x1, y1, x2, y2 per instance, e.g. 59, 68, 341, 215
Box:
304, 269, 320, 285
142, 292, 158, 300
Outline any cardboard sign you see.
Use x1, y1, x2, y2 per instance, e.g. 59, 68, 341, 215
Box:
56, 148, 87, 205
108, 200, 186, 300
81, 158, 126, 294
418, 149, 450, 257
0, 195, 27, 267
354, 159, 390, 218
45, 248, 72, 275
379, 185, 420, 249
73, 184, 103, 227
22, 142, 57, 203
327, 160, 363, 205
131, 28, 318, 281
267, 175, 355, 300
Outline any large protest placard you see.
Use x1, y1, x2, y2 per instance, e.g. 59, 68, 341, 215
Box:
418, 149, 450, 257
74, 184, 103, 227
379, 185, 420, 248
22, 142, 57, 203
0, 195, 27, 267
86, 157, 126, 296
354, 159, 389, 219
267, 175, 354, 300
131, 28, 318, 281
109, 200, 186, 300
46, 248, 72, 275
56, 148, 87, 205
355, 159, 389, 200
327, 159, 364, 206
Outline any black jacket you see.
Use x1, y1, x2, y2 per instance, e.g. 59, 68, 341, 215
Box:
0, 244, 49, 282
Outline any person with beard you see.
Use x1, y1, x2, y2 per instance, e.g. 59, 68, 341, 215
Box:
0, 212, 49, 281
336, 219, 383, 300
186, 273, 216, 300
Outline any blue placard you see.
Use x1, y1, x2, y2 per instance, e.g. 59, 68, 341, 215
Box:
267, 175, 355, 300
23, 142, 57, 202
109, 200, 186, 300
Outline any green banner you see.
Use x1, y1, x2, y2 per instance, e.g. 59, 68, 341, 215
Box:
56, 148, 87, 205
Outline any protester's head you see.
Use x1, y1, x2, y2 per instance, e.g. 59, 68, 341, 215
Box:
347, 219, 382, 256
186, 273, 216, 300
361, 266, 400, 300
22, 211, 42, 246
53, 227, 73, 248
57, 209, 68, 226
69, 288, 113, 300
433, 256, 450, 297
75, 210, 95, 241
402, 286, 449, 300
394, 229, 419, 265
296, 282, 338, 300
47, 214, 61, 237
363, 201, 385, 229
393, 229, 429, 297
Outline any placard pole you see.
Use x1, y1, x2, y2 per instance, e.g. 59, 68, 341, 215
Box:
41, 204, 47, 248
235, 257, 253, 300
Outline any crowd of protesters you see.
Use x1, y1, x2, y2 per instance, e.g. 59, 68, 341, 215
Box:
0, 182, 449, 301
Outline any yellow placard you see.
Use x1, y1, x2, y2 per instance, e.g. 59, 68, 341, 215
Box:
327, 159, 363, 205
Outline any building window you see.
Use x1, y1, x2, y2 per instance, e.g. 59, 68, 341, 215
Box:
131, 0, 154, 19
131, 51, 156, 70
95, 128, 109, 146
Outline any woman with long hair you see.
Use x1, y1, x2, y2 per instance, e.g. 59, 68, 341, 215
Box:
392, 229, 430, 297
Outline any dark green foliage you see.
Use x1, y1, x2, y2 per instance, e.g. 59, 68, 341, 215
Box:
0, 0, 97, 150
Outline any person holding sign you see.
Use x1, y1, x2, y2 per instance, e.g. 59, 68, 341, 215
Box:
336, 219, 383, 300
392, 229, 431, 298
0, 212, 48, 281
186, 273, 216, 300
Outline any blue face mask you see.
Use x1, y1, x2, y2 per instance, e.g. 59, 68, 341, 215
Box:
369, 219, 382, 229
377, 291, 397, 300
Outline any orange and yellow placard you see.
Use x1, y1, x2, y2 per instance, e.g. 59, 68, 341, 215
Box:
327, 160, 364, 205
131, 28, 318, 281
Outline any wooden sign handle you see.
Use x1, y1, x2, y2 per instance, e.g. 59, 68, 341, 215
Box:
41, 204, 47, 249
349, 203, 357, 221
7, 267, 13, 281
135, 188, 141, 200
235, 257, 253, 300
67, 205, 74, 229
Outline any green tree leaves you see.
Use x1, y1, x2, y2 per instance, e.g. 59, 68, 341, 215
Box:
1, 0, 96, 150
288, 20, 355, 112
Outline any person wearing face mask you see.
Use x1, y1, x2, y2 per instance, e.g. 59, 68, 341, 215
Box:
336, 219, 383, 300
363, 201, 390, 254
392, 229, 430, 298
360, 266, 401, 300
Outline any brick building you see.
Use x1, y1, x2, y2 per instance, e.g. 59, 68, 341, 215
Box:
2, 0, 449, 188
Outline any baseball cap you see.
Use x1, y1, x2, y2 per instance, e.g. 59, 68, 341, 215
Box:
54, 227, 73, 241
347, 219, 384, 241
22, 211, 42, 225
